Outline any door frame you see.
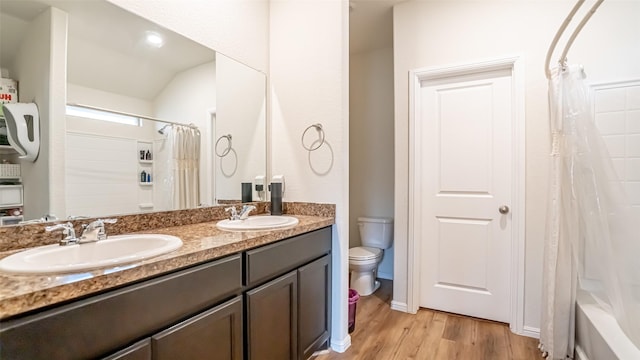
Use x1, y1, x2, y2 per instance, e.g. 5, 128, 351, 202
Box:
407, 55, 527, 335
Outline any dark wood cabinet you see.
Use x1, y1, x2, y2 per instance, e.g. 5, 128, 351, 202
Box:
103, 296, 243, 360
246, 271, 298, 360
103, 339, 151, 360
152, 296, 243, 360
298, 255, 331, 360
0, 227, 332, 360
245, 227, 332, 360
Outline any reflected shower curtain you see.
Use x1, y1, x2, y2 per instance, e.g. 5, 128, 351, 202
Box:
169, 127, 201, 209
541, 65, 640, 359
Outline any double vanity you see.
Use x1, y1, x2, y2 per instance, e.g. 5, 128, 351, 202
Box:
0, 203, 334, 360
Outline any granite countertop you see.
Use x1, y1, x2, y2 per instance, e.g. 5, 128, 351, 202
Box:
0, 215, 334, 320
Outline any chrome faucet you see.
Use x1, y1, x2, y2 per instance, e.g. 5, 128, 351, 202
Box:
239, 205, 256, 220
80, 218, 118, 242
45, 222, 78, 246
225, 206, 240, 220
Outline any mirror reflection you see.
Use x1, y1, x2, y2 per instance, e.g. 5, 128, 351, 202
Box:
0, 0, 266, 225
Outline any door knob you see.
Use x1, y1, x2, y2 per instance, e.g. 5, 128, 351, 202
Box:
499, 205, 510, 214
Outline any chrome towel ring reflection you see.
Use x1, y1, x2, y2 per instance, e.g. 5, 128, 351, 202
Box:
215, 134, 233, 157
301, 123, 325, 151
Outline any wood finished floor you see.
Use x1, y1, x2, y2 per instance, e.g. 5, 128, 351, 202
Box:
315, 280, 541, 360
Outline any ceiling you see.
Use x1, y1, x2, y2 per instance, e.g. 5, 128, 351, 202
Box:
0, 0, 215, 100
1, 0, 402, 91
350, 0, 404, 55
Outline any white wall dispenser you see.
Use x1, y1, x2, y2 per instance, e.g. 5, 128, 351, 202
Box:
1, 103, 40, 162
254, 175, 265, 201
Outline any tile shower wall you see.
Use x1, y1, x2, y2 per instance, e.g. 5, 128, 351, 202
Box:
594, 81, 640, 206
65, 133, 139, 217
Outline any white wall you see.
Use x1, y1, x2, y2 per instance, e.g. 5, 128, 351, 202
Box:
215, 54, 266, 202
393, 0, 640, 334
13, 7, 67, 221
67, 83, 154, 118
269, 0, 350, 351
349, 47, 395, 279
106, 0, 269, 74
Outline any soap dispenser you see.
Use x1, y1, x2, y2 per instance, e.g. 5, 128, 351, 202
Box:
270, 183, 282, 215
269, 175, 284, 216
2, 103, 40, 161
241, 182, 252, 203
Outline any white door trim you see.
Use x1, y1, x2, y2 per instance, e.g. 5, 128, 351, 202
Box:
407, 55, 527, 335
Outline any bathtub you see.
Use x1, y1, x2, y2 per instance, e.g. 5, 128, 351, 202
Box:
575, 291, 640, 360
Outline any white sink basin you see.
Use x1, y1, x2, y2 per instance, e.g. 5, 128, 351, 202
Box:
0, 234, 183, 275
216, 215, 299, 231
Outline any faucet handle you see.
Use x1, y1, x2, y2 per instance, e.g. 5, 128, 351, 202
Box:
225, 206, 239, 220
45, 222, 77, 244
81, 218, 117, 241
82, 218, 117, 228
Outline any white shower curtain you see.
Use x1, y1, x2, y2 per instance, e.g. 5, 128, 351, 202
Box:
169, 126, 201, 209
541, 65, 640, 358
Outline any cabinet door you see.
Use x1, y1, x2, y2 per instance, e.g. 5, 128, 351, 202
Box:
151, 296, 243, 360
103, 339, 151, 360
298, 255, 331, 360
246, 271, 297, 360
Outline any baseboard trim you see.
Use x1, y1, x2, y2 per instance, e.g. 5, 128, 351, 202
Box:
575, 345, 589, 360
331, 334, 351, 353
521, 326, 540, 339
390, 300, 408, 313
377, 272, 393, 280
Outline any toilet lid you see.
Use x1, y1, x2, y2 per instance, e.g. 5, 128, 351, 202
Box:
349, 246, 382, 261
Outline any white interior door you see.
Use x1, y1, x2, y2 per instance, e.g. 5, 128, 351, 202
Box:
417, 68, 513, 322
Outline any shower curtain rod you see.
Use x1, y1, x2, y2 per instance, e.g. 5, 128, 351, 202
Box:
544, 0, 605, 79
67, 102, 199, 129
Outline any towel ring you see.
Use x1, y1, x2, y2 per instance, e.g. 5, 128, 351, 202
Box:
301, 124, 325, 151
215, 134, 232, 157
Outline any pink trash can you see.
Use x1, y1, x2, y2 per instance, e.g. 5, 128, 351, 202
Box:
348, 289, 360, 333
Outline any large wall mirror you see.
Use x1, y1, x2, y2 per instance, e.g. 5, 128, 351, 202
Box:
0, 0, 267, 225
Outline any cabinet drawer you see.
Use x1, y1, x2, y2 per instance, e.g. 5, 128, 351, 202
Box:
0, 254, 242, 360
246, 227, 331, 287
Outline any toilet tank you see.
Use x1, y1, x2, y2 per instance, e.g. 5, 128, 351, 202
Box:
358, 217, 393, 249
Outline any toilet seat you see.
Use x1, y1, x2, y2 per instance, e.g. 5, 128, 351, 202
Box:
349, 246, 382, 261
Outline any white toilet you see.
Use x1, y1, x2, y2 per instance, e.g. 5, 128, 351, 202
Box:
349, 217, 393, 296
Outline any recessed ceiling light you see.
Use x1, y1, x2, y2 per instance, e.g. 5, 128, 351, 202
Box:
145, 31, 164, 48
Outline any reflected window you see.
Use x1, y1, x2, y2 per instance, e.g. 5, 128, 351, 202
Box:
66, 105, 141, 126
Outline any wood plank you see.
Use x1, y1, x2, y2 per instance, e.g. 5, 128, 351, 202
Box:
412, 311, 448, 360
442, 314, 477, 346
313, 279, 540, 360
365, 309, 415, 359
508, 328, 542, 360
434, 338, 479, 360
475, 320, 510, 360
390, 309, 434, 359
